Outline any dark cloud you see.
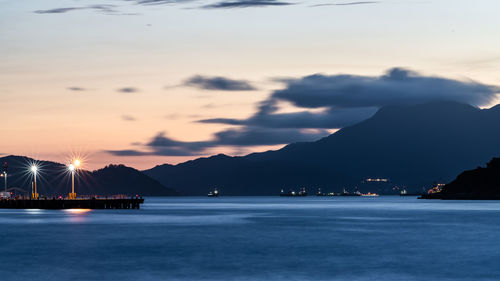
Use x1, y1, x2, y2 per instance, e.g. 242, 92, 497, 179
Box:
146, 133, 209, 155
271, 68, 498, 108
201, 68, 499, 129
108, 67, 500, 157
202, 0, 292, 9
107, 127, 327, 156
311, 1, 379, 7
108, 132, 208, 156
213, 127, 328, 146
35, 1, 196, 16
34, 7, 82, 14
184, 75, 257, 91
35, 0, 301, 15
117, 87, 139, 93
199, 106, 378, 129
105, 149, 148, 156
121, 115, 137, 121
67, 87, 87, 91
34, 5, 137, 15
90, 5, 122, 13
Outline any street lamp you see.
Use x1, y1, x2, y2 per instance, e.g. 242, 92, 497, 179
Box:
2, 162, 7, 192
2, 172, 6, 192
68, 159, 80, 199
30, 165, 38, 199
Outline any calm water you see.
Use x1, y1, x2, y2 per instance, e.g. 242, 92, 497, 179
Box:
1, 196, 500, 281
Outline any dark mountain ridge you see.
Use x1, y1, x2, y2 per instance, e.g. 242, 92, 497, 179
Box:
421, 158, 500, 199
145, 101, 500, 195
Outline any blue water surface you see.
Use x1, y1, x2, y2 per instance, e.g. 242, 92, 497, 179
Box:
1, 196, 499, 281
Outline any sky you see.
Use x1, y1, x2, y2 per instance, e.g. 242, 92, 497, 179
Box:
1, 0, 500, 170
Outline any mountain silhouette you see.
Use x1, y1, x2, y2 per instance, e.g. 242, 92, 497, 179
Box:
144, 101, 500, 195
0, 156, 178, 196
422, 158, 500, 199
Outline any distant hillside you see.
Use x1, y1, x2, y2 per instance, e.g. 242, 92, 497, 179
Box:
0, 156, 178, 196
435, 158, 500, 199
144, 102, 500, 195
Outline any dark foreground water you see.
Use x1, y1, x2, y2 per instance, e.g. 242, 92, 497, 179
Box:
1, 196, 500, 281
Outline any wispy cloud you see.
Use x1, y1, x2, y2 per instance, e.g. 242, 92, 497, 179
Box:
184, 75, 257, 91
105, 149, 147, 156
107, 128, 327, 156
121, 115, 137, 121
117, 87, 140, 93
35, 0, 375, 16
201, 0, 293, 9
34, 5, 138, 15
311, 1, 379, 7
67, 87, 88, 91
34, 7, 83, 14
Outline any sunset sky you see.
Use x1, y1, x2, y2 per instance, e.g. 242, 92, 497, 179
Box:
1, 0, 500, 170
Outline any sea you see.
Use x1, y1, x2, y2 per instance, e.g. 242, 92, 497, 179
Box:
1, 196, 500, 281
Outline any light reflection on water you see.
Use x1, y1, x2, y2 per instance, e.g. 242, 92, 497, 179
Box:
1, 196, 500, 281
24, 208, 43, 214
64, 208, 92, 214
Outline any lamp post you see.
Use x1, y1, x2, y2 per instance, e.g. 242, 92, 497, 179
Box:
68, 159, 80, 199
3, 172, 6, 192
30, 165, 38, 199
2, 162, 7, 192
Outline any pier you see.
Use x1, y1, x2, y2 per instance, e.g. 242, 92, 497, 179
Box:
0, 158, 147, 209
0, 198, 144, 209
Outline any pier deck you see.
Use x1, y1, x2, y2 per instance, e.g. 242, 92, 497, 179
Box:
0, 198, 144, 209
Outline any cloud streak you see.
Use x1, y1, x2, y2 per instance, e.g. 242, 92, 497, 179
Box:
184, 75, 257, 91
117, 87, 140, 93
202, 0, 293, 9
121, 115, 137, 121
311, 1, 379, 7
199, 106, 378, 129
67, 87, 88, 91
34, 7, 82, 14
35, 0, 374, 16
34, 5, 138, 15
107, 127, 328, 156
